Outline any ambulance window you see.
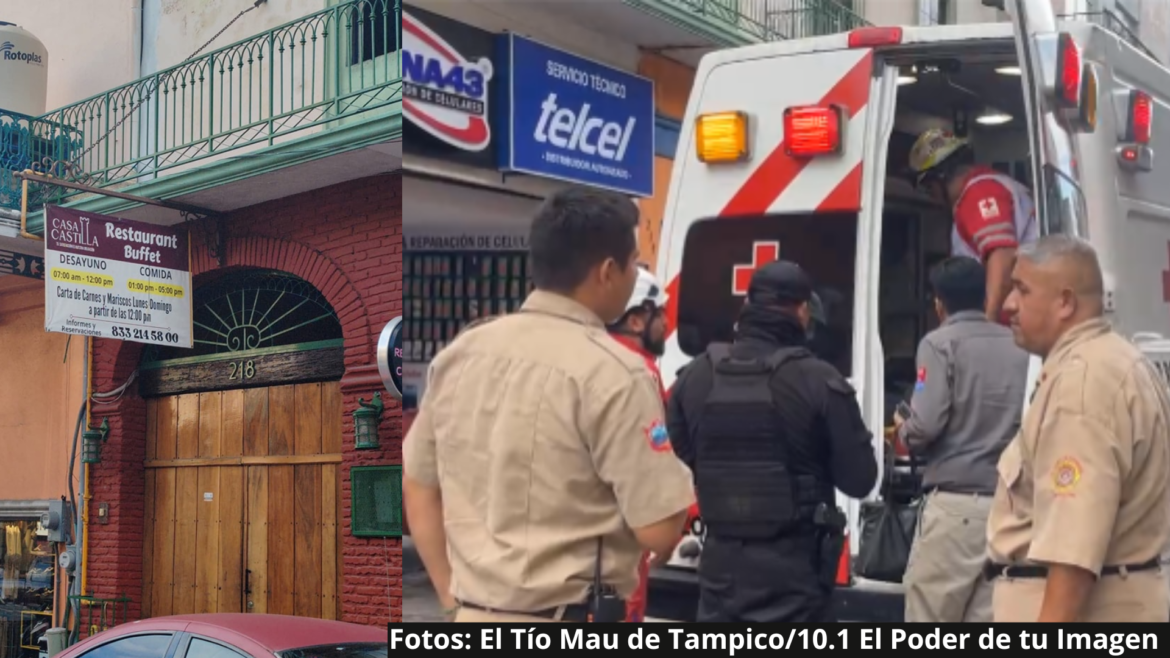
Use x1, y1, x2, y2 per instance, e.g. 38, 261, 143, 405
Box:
1041, 165, 1088, 238
675, 213, 858, 376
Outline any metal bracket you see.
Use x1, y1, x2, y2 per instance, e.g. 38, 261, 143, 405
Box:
181, 210, 227, 266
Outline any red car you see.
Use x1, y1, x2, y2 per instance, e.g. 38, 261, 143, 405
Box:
55, 614, 386, 658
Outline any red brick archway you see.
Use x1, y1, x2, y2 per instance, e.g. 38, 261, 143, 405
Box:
84, 174, 403, 628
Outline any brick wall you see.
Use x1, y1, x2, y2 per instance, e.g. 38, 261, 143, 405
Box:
86, 172, 403, 628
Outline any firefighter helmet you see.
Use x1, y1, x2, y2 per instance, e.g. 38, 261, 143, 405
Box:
908, 128, 969, 183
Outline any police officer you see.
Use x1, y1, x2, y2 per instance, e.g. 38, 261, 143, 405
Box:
666, 260, 878, 623
986, 235, 1170, 622
606, 264, 671, 622
403, 187, 695, 624
895, 256, 1028, 623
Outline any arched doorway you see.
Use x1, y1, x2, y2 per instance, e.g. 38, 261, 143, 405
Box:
137, 269, 345, 620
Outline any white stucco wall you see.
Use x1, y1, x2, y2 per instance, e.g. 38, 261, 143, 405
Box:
864, 0, 919, 27
0, 0, 137, 111
146, 0, 328, 74
3, 1, 359, 114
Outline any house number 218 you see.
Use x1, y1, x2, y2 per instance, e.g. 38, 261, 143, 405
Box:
229, 360, 256, 380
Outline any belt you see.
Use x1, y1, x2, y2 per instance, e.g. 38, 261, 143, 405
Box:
924, 486, 994, 497
457, 599, 592, 621
983, 558, 1161, 581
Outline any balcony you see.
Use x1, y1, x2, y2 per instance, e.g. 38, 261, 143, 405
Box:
11, 0, 402, 239
1059, 10, 1159, 63
536, 0, 868, 66
1, 110, 83, 214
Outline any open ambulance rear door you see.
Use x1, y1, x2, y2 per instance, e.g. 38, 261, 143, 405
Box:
649, 32, 902, 622
993, 0, 1096, 413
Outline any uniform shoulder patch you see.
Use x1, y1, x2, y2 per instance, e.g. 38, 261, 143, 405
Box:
915, 367, 927, 392
977, 196, 1001, 220
1051, 456, 1082, 496
644, 419, 672, 453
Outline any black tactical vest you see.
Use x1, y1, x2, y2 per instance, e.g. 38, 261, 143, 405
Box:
694, 344, 822, 540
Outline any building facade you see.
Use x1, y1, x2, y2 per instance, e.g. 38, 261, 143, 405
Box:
399, 0, 868, 412
1, 0, 403, 641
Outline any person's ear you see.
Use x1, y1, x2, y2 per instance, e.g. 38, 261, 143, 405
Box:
1057, 288, 1078, 321
596, 257, 617, 286
627, 310, 647, 333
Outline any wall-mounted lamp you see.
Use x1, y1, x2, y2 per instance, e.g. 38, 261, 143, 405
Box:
353, 392, 384, 450
82, 418, 110, 464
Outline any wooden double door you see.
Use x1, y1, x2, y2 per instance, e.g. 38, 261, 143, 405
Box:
142, 382, 343, 620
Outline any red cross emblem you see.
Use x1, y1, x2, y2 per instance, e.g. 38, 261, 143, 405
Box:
732, 241, 781, 296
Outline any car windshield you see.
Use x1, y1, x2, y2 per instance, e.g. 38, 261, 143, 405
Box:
277, 644, 387, 658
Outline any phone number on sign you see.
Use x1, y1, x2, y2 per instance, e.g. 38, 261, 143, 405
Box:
110, 326, 181, 343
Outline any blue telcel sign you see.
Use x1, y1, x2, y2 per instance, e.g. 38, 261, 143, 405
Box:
496, 34, 655, 197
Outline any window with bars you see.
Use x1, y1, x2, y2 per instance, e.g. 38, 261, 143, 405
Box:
351, 465, 402, 538
141, 269, 342, 363
349, 0, 400, 66
917, 0, 953, 25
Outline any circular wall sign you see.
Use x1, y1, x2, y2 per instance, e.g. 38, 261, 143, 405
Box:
377, 316, 403, 400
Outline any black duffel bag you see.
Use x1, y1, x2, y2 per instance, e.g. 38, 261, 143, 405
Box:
853, 451, 921, 584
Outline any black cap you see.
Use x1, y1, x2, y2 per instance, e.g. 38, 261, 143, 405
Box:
747, 260, 814, 307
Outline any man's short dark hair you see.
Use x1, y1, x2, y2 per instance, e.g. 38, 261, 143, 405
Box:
929, 256, 986, 314
529, 187, 639, 292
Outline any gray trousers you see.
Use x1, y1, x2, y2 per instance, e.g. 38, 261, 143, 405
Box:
904, 490, 993, 623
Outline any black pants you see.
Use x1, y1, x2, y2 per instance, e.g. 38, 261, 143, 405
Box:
697, 533, 834, 623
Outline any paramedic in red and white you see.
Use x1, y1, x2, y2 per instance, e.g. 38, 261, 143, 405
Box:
908, 129, 1037, 323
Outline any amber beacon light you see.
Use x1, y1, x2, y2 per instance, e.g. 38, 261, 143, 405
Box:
695, 111, 750, 163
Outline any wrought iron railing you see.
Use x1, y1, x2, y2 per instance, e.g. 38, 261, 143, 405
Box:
68, 594, 132, 644
1059, 10, 1159, 62
644, 0, 868, 43
765, 0, 869, 39
0, 109, 83, 211
28, 0, 401, 202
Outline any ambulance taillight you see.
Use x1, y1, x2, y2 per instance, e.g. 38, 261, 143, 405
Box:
1127, 90, 1153, 145
1055, 33, 1082, 109
694, 111, 750, 164
784, 105, 843, 158
1117, 90, 1154, 172
847, 26, 902, 49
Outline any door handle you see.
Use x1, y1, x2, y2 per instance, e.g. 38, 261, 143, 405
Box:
245, 568, 252, 595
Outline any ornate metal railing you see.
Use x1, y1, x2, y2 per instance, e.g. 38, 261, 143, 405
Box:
643, 0, 868, 42
1059, 10, 1159, 63
28, 0, 401, 202
0, 109, 83, 211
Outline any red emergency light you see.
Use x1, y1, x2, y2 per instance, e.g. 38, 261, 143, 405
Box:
1055, 33, 1082, 109
847, 26, 902, 49
784, 105, 843, 158
1127, 89, 1153, 145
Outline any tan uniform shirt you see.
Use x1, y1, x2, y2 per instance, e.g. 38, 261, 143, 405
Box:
403, 290, 695, 612
987, 319, 1170, 620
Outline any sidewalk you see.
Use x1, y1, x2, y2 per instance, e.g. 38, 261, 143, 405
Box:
403, 538, 445, 622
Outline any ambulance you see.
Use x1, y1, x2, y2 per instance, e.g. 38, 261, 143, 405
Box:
649, 0, 1170, 622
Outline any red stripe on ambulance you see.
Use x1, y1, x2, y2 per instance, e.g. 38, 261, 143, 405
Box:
663, 52, 874, 338
720, 52, 873, 218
